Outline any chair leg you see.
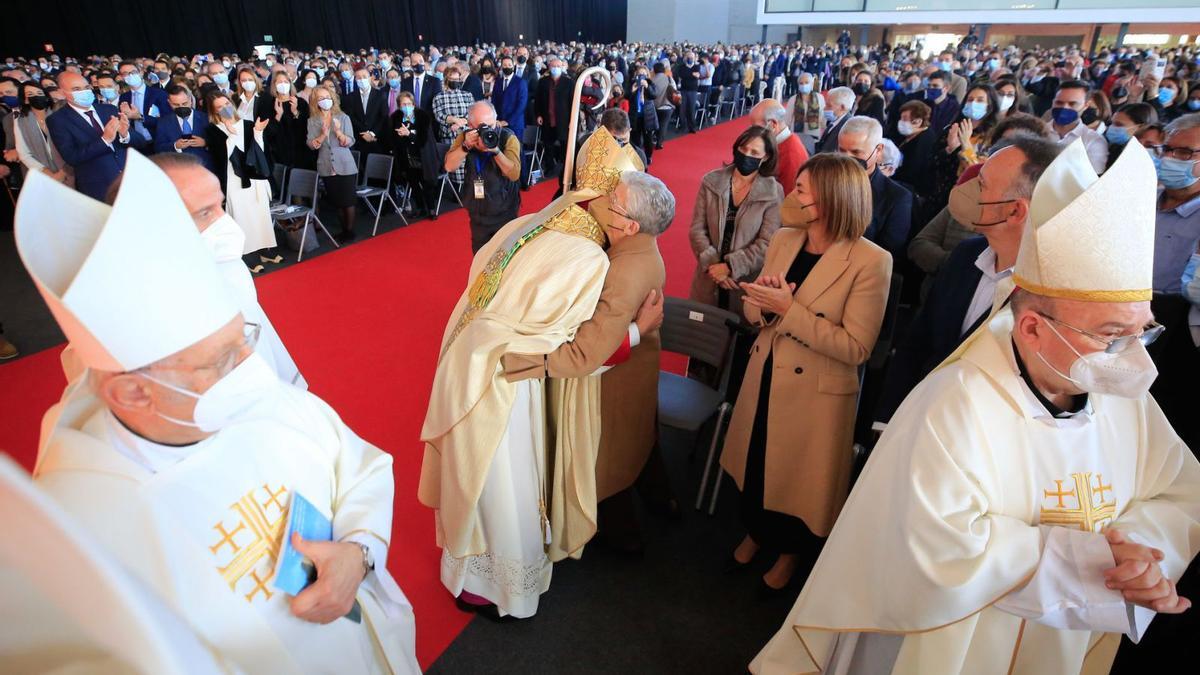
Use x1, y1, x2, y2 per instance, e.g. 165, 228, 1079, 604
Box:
450, 180, 463, 207
435, 178, 448, 216
295, 215, 309, 263
695, 403, 730, 511
371, 194, 384, 236
386, 194, 408, 226
313, 215, 339, 248
706, 403, 732, 516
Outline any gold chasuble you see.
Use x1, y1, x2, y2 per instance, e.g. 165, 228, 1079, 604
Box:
420, 126, 643, 569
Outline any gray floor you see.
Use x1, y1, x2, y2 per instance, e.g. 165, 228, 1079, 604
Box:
426, 427, 808, 675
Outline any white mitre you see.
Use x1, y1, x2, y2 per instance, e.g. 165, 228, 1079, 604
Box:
1013, 138, 1156, 302
15, 152, 240, 372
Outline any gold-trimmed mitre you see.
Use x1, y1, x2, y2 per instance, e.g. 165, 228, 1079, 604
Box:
1012, 138, 1155, 302
573, 126, 645, 231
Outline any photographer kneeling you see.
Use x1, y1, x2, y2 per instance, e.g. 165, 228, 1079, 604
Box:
444, 100, 522, 253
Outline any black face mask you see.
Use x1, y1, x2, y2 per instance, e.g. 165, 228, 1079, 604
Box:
447, 80, 463, 90
1080, 108, 1099, 125
28, 95, 50, 110
414, 65, 425, 74
852, 82, 870, 95
517, 55, 528, 65
174, 105, 192, 118
1111, 86, 1128, 100
501, 67, 514, 77
733, 149, 763, 176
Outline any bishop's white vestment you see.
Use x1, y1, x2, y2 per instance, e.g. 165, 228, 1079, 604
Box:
752, 309, 1200, 675
33, 380, 419, 675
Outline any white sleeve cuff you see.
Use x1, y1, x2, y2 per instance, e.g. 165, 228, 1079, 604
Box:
995, 526, 1140, 638
628, 322, 641, 348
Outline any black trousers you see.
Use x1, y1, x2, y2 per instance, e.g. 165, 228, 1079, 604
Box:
595, 441, 675, 544
680, 91, 700, 131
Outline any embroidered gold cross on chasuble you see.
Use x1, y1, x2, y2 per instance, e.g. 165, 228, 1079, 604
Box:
1039, 472, 1117, 533
209, 483, 289, 603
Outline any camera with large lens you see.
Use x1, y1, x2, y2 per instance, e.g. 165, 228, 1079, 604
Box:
471, 125, 501, 150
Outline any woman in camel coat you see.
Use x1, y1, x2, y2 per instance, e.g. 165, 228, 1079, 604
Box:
721, 153, 893, 593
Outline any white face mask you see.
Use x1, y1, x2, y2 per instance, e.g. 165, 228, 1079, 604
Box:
240, 79, 256, 92
999, 95, 1015, 112
305, 77, 318, 89
139, 352, 279, 432
317, 98, 333, 111
1036, 320, 1159, 399
897, 120, 916, 136
275, 82, 291, 95
199, 213, 247, 263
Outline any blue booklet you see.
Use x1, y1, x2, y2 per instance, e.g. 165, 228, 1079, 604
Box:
273, 491, 361, 623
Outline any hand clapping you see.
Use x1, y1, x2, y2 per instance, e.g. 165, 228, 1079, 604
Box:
740, 274, 796, 316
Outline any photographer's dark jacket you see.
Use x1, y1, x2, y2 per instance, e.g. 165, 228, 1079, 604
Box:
449, 127, 522, 223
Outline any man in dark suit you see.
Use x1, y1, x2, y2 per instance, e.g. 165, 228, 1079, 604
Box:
513, 47, 539, 128
346, 67, 388, 158
492, 55, 527, 143
117, 62, 170, 148
816, 86, 855, 154
837, 116, 913, 260
47, 71, 133, 201
535, 57, 574, 177
402, 52, 442, 113
336, 60, 357, 98
153, 84, 213, 171
872, 135, 1061, 427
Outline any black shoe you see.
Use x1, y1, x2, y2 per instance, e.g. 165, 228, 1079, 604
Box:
337, 229, 357, 244
757, 579, 791, 600
643, 496, 681, 521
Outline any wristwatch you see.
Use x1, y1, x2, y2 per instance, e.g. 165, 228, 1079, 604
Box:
356, 542, 375, 577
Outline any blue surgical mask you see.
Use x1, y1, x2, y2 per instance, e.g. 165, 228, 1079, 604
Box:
380, 60, 391, 71
71, 89, 96, 108
125, 72, 143, 88
798, 83, 813, 95
1051, 107, 1079, 126
99, 87, 119, 102
962, 101, 988, 120
213, 72, 229, 85
400, 104, 414, 117
1188, 100, 1200, 111
1158, 88, 1176, 105
550, 66, 563, 78
1158, 156, 1200, 190
938, 61, 953, 72
1104, 125, 1131, 145
357, 78, 372, 90
388, 77, 401, 89
1, 95, 18, 108
341, 70, 353, 80
433, 71, 444, 81
314, 67, 327, 79
987, 58, 1000, 70
925, 87, 942, 101
905, 80, 921, 93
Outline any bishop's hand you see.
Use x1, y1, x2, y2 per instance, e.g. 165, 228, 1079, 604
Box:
1103, 529, 1191, 614
288, 532, 367, 624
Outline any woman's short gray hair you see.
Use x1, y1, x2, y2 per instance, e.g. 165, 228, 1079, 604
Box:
620, 171, 675, 236
880, 138, 902, 171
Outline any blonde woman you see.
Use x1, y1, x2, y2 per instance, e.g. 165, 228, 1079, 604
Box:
204, 90, 278, 266
723, 153, 892, 594
306, 85, 358, 242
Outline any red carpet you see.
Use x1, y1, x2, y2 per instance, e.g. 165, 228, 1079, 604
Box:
0, 118, 747, 667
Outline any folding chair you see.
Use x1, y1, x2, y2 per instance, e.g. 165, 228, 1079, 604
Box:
654, 298, 741, 515
355, 154, 406, 236
522, 125, 544, 188
433, 143, 464, 216
350, 150, 362, 173
717, 86, 739, 121
269, 168, 340, 262
698, 90, 721, 130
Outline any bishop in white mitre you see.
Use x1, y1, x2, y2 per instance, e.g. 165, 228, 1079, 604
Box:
59, 153, 307, 391
420, 126, 642, 619
751, 139, 1200, 675
16, 152, 419, 675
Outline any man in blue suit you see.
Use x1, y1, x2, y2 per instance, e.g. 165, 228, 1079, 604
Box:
837, 116, 913, 261
47, 71, 133, 201
872, 134, 1061, 428
154, 84, 213, 171
117, 62, 170, 148
492, 55, 527, 141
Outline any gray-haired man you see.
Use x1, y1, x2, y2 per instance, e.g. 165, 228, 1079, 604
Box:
503, 171, 678, 551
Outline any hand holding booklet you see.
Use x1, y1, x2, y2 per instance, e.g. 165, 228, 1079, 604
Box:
273, 491, 362, 623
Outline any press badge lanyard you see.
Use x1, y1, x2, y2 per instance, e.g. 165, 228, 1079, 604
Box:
473, 155, 486, 199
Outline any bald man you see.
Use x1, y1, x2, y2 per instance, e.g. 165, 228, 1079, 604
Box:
46, 70, 132, 200
749, 98, 808, 195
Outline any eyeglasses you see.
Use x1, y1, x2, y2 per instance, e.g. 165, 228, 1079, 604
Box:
1037, 312, 1163, 354
1151, 144, 1200, 161
138, 322, 261, 378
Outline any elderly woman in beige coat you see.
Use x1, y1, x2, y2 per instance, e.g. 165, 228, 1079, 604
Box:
688, 125, 782, 318
721, 153, 893, 594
